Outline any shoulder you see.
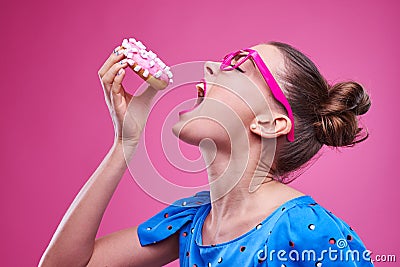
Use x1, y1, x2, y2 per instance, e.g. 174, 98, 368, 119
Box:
273, 196, 351, 234
137, 191, 210, 246
263, 196, 373, 266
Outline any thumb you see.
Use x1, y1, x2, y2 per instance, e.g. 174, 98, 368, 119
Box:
110, 89, 124, 109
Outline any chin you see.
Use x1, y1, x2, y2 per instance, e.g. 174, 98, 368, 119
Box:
172, 114, 230, 148
172, 118, 203, 146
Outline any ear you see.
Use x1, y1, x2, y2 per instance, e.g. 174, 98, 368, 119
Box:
249, 113, 292, 139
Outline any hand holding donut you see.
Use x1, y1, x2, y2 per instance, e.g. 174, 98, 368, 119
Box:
97, 38, 173, 149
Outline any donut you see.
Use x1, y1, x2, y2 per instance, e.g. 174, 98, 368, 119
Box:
116, 38, 173, 90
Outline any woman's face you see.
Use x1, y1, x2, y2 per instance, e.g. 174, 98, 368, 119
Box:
172, 44, 286, 148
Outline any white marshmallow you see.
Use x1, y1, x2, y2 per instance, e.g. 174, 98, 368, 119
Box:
149, 60, 155, 67
125, 44, 132, 51
148, 50, 157, 59
136, 41, 146, 50
129, 38, 137, 43
122, 40, 132, 50
154, 70, 162, 78
122, 38, 129, 48
142, 69, 149, 78
159, 61, 166, 69
134, 65, 142, 72
140, 50, 148, 59
127, 59, 135, 66
166, 70, 173, 78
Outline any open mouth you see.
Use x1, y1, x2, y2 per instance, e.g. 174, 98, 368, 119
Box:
196, 80, 205, 104
179, 79, 206, 115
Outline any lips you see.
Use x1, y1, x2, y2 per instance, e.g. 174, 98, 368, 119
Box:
178, 79, 206, 116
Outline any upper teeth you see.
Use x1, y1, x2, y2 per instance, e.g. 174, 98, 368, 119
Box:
196, 83, 204, 91
196, 83, 205, 96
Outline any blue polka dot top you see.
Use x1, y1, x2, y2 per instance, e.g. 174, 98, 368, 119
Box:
137, 191, 373, 266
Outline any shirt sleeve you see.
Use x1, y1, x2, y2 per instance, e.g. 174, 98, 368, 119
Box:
263, 203, 374, 267
137, 191, 210, 246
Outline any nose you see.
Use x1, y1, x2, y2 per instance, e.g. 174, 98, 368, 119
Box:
204, 61, 220, 77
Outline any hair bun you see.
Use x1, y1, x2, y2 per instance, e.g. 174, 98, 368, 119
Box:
314, 81, 371, 147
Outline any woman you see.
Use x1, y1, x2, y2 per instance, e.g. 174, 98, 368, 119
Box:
40, 42, 373, 266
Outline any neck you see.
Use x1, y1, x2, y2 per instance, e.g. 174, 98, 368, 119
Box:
199, 135, 305, 245
199, 133, 278, 218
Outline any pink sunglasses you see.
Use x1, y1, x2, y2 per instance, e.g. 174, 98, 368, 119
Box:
220, 48, 295, 142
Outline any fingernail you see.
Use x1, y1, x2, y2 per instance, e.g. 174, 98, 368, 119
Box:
118, 49, 126, 56
113, 46, 121, 55
119, 59, 127, 65
117, 68, 124, 75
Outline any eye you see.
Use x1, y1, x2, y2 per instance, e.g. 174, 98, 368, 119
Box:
231, 54, 245, 65
231, 53, 246, 73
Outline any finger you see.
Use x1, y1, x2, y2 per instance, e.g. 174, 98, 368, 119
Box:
97, 46, 126, 78
110, 68, 126, 112
101, 60, 128, 97
111, 68, 126, 95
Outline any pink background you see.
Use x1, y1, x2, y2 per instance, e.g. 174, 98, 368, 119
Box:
1, 0, 399, 266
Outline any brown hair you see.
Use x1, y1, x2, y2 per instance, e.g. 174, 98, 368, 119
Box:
267, 41, 371, 182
